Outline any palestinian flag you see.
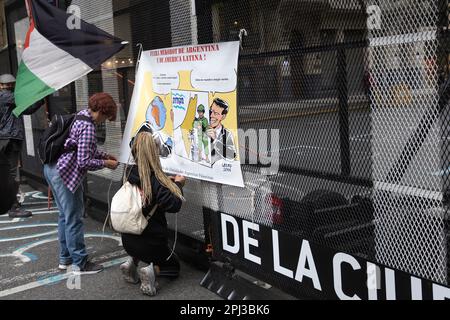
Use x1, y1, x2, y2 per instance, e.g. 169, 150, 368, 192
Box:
13, 0, 127, 116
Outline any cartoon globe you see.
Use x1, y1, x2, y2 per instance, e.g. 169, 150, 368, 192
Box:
146, 96, 166, 131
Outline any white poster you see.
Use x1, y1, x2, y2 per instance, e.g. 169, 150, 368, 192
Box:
120, 41, 244, 187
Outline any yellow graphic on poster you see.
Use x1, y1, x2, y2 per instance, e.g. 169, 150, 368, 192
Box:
120, 41, 244, 188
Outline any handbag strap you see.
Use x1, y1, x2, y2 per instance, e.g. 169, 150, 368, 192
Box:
145, 204, 158, 221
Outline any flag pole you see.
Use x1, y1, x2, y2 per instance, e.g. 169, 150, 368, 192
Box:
49, 0, 59, 210
26, 0, 53, 208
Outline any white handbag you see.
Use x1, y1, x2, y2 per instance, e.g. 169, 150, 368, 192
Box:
110, 181, 157, 235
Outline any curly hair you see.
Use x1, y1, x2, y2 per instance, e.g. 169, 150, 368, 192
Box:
88, 93, 118, 121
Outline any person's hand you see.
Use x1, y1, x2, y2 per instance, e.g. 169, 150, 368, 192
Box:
106, 154, 117, 161
173, 175, 186, 187
206, 127, 216, 140
105, 159, 119, 170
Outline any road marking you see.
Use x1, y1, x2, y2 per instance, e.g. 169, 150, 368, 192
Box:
24, 191, 45, 197
30, 210, 59, 215
0, 208, 57, 221
0, 219, 25, 224
0, 268, 61, 286
31, 192, 48, 200
21, 201, 50, 206
0, 250, 126, 287
0, 257, 128, 298
31, 207, 58, 212
22, 191, 49, 200
0, 233, 122, 263
0, 223, 59, 243
0, 231, 58, 243
0, 223, 58, 231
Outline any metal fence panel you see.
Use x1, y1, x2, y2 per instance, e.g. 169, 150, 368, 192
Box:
72, 0, 449, 293
7, 0, 449, 297
368, 0, 447, 284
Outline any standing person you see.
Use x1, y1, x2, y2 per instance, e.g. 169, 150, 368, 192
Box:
43, 92, 119, 274
0, 74, 44, 218
120, 132, 186, 296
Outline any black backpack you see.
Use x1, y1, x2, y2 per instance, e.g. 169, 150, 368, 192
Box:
38, 113, 92, 165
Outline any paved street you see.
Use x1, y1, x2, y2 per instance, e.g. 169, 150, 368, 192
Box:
0, 187, 220, 300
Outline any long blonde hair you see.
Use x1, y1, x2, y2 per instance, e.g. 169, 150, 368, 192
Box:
130, 132, 184, 205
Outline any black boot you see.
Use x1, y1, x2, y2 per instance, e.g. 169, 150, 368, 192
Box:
8, 203, 32, 218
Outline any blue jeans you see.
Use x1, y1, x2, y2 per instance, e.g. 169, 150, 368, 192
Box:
43, 164, 87, 268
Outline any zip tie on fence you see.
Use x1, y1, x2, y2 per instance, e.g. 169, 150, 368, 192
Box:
239, 29, 248, 49
135, 43, 144, 71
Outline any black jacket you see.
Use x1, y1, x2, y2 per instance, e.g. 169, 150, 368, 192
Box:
127, 165, 183, 240
0, 90, 43, 141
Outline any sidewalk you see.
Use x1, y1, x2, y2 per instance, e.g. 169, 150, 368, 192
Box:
0, 185, 221, 300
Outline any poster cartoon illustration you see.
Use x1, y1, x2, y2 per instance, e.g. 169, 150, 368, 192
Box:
120, 41, 244, 187
130, 96, 173, 159
172, 89, 211, 166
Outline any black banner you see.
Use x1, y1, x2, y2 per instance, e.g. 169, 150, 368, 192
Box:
212, 212, 450, 300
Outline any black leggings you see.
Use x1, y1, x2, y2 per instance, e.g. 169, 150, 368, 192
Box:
121, 233, 180, 278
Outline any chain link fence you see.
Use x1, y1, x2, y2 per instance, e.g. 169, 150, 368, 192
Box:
368, 0, 448, 284
198, 0, 450, 295
4, 0, 449, 298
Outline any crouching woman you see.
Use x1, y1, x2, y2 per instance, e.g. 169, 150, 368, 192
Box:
120, 132, 186, 296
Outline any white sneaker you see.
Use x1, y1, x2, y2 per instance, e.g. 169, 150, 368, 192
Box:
58, 262, 72, 271
58, 264, 68, 271
120, 257, 139, 284
138, 263, 158, 296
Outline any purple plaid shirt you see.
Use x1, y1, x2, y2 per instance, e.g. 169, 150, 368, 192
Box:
57, 109, 108, 193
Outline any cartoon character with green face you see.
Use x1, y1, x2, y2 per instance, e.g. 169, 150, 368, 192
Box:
192, 104, 210, 162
